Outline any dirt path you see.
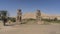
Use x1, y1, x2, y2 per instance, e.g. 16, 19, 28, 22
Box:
0, 24, 60, 34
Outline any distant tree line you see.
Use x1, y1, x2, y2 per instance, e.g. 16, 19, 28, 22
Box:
41, 17, 58, 22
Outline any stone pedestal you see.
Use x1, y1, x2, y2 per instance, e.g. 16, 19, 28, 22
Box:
37, 21, 44, 24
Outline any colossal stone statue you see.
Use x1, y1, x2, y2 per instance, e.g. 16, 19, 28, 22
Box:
36, 10, 41, 24
36, 10, 41, 20
16, 9, 22, 24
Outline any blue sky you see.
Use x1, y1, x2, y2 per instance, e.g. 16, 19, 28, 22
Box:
0, 0, 60, 16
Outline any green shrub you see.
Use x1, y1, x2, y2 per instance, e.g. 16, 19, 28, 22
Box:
10, 18, 16, 22
41, 18, 54, 22
54, 17, 57, 21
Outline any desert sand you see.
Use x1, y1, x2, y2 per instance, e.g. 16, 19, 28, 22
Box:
0, 24, 60, 34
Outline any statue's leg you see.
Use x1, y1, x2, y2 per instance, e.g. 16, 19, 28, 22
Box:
3, 20, 6, 26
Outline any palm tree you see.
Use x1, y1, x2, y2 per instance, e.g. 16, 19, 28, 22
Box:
1, 11, 7, 16
1, 10, 7, 26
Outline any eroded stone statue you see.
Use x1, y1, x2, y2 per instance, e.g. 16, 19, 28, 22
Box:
16, 9, 22, 24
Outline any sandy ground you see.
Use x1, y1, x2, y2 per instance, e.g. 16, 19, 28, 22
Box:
0, 24, 60, 34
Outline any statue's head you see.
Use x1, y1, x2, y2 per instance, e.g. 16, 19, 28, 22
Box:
37, 10, 40, 13
17, 9, 21, 12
